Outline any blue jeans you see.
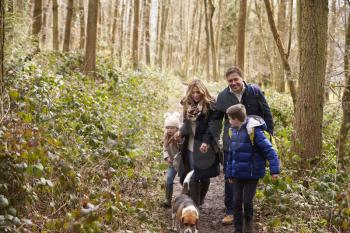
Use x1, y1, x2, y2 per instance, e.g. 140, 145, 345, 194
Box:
224, 151, 234, 215
166, 166, 177, 186
233, 179, 258, 232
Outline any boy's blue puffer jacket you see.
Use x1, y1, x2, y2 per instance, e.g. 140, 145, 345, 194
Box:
225, 116, 280, 180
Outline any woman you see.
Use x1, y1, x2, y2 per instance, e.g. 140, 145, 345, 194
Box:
175, 79, 220, 206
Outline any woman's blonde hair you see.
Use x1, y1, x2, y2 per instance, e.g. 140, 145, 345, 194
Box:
182, 79, 215, 116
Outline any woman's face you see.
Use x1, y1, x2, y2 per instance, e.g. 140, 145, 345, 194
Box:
190, 86, 203, 103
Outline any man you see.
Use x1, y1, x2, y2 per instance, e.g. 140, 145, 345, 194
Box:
211, 66, 274, 225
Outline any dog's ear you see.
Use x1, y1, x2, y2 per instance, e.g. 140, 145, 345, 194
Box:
181, 217, 185, 226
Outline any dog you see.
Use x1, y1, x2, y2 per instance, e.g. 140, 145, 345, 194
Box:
171, 171, 199, 233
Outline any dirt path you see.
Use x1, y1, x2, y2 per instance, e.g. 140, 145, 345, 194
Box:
162, 170, 233, 233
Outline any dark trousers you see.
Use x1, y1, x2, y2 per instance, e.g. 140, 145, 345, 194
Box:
224, 151, 234, 215
233, 179, 258, 232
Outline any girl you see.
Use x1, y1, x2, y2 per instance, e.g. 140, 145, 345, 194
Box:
161, 112, 181, 208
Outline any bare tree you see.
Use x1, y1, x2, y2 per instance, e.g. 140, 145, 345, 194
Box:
0, 0, 4, 117
32, 0, 42, 50
338, 11, 350, 166
157, 0, 169, 68
293, 0, 328, 169
275, 0, 287, 92
79, 0, 85, 50
52, 0, 59, 50
236, 0, 247, 71
144, 0, 151, 65
118, 0, 125, 66
208, 0, 218, 81
132, 0, 140, 69
111, 0, 119, 56
263, 0, 297, 106
41, 1, 50, 49
63, 0, 74, 52
84, 0, 98, 75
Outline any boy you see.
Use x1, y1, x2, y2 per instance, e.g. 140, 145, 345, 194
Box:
225, 104, 280, 233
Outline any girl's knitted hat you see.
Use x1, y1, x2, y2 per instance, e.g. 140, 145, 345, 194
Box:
164, 112, 181, 128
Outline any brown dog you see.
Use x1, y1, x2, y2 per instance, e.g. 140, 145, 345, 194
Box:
171, 171, 199, 233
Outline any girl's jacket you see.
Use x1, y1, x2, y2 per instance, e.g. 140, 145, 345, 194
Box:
225, 116, 280, 180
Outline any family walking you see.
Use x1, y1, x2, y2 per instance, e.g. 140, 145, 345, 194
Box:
161, 66, 281, 233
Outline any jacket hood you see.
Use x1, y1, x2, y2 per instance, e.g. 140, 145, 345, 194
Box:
245, 115, 267, 135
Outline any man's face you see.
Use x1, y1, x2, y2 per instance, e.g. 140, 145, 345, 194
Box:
226, 72, 244, 92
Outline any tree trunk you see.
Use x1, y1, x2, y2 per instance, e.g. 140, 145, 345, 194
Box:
111, 0, 119, 56
144, 0, 151, 65
194, 0, 203, 75
16, 0, 24, 16
52, 0, 59, 50
84, 0, 98, 75
32, 0, 42, 49
337, 11, 350, 167
0, 0, 4, 117
263, 0, 297, 106
157, 0, 169, 69
325, 0, 337, 101
40, 1, 50, 49
79, 0, 85, 50
294, 0, 328, 169
208, 0, 218, 81
132, 0, 140, 69
215, 0, 223, 78
275, 0, 287, 92
63, 0, 74, 52
255, 0, 274, 83
203, 0, 210, 80
8, 0, 14, 13
118, 0, 125, 66
236, 0, 247, 71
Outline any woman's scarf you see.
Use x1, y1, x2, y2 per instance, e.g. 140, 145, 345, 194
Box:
185, 99, 203, 121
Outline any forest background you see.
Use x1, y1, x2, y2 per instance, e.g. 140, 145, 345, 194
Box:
0, 0, 349, 232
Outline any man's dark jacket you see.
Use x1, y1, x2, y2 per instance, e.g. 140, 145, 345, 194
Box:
211, 83, 274, 152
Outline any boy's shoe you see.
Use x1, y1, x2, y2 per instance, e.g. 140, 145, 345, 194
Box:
221, 214, 234, 225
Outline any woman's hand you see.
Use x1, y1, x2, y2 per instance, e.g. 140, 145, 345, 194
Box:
174, 131, 182, 141
199, 143, 209, 153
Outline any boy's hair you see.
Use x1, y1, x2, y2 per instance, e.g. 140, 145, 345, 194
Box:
226, 104, 247, 122
225, 66, 243, 79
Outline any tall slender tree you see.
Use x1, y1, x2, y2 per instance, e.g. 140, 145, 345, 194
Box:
111, 0, 119, 56
0, 0, 4, 117
79, 0, 85, 49
338, 11, 350, 166
275, 0, 287, 92
52, 0, 59, 50
32, 0, 42, 50
294, 0, 328, 169
63, 0, 74, 52
263, 0, 297, 106
144, 0, 151, 65
84, 0, 98, 75
132, 0, 140, 69
236, 0, 247, 71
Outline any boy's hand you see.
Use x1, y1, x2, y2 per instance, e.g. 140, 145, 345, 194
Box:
228, 178, 236, 184
271, 174, 278, 180
199, 143, 209, 153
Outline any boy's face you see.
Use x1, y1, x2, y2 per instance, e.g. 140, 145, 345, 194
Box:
229, 117, 242, 128
166, 126, 178, 136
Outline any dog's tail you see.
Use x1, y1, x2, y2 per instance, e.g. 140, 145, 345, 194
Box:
182, 170, 194, 195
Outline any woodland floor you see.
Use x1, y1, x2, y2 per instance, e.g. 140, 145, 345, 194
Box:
160, 170, 265, 233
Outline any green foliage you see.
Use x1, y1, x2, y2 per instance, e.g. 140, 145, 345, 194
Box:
1, 51, 167, 232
